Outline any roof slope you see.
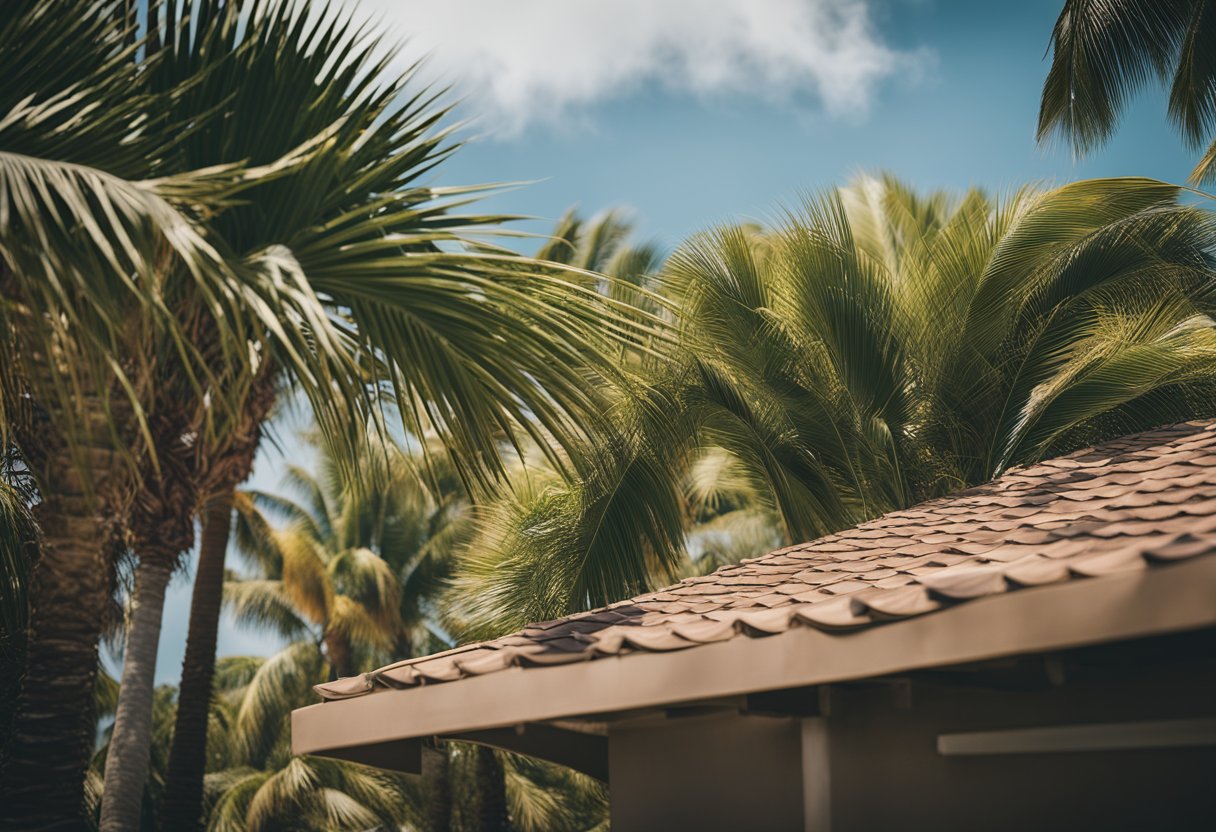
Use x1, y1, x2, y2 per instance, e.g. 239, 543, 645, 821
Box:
316, 420, 1216, 701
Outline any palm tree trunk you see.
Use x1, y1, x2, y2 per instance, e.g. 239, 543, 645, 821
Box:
422, 739, 452, 832
322, 629, 355, 680
0, 451, 120, 831
162, 369, 274, 830
98, 552, 174, 832
475, 745, 512, 832
160, 493, 233, 831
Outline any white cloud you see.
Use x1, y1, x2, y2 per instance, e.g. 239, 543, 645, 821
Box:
347, 0, 925, 136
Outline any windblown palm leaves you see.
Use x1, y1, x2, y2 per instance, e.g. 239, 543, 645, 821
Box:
138, 0, 644, 487
3, 0, 659, 823
457, 175, 1216, 630
1039, 0, 1216, 184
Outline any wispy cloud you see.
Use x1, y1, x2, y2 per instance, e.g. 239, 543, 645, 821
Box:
348, 0, 927, 136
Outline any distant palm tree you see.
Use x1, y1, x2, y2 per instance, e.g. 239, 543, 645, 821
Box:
226, 435, 470, 679
86, 654, 422, 831
93, 650, 608, 832
457, 175, 1216, 630
1039, 0, 1216, 183
209, 438, 605, 831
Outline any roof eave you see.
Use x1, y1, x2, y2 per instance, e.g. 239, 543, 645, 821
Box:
292, 554, 1216, 761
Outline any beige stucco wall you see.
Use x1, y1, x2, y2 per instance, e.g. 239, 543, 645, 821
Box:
609, 711, 805, 831
816, 653, 1216, 831
605, 632, 1216, 831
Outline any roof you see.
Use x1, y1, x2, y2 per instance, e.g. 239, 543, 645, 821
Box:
313, 419, 1216, 704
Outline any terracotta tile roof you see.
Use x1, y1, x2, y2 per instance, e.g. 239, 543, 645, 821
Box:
315, 420, 1216, 701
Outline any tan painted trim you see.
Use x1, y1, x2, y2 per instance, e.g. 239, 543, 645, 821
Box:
801, 718, 832, 832
293, 557, 1216, 757
937, 718, 1216, 756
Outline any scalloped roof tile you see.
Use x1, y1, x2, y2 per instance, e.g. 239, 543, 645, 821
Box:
315, 420, 1216, 702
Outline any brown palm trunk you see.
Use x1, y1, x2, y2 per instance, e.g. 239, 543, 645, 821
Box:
0, 458, 120, 831
422, 739, 452, 832
98, 551, 174, 832
161, 371, 274, 830
160, 493, 234, 831
97, 393, 197, 832
475, 745, 512, 832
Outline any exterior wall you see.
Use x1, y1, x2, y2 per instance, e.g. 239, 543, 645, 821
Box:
605, 633, 1216, 832
814, 652, 1216, 832
609, 712, 804, 831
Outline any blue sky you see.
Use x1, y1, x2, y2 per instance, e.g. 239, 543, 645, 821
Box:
142, 0, 1201, 684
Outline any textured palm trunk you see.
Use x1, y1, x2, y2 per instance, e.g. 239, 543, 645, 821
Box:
0, 514, 111, 831
475, 745, 512, 832
0, 350, 125, 829
98, 552, 174, 832
422, 740, 452, 832
0, 448, 120, 831
161, 371, 274, 830
159, 494, 234, 831
96, 383, 197, 832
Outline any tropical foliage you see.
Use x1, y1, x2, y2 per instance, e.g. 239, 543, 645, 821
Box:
456, 175, 1216, 631
1040, 0, 1216, 183
3, 0, 1216, 829
133, 434, 606, 830
225, 435, 471, 679
87, 653, 608, 831
0, 0, 647, 827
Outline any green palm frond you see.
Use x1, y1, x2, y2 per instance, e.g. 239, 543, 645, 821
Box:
205, 768, 271, 832
1038, 0, 1186, 153
233, 641, 324, 767
451, 397, 691, 636
503, 752, 609, 832
211, 656, 266, 695
327, 548, 402, 630
465, 174, 1216, 621
137, 0, 658, 493
1038, 0, 1216, 183
222, 580, 310, 642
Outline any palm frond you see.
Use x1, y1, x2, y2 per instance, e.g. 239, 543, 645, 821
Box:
222, 580, 310, 642
1037, 0, 1189, 153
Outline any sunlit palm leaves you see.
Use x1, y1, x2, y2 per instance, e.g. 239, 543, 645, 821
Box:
228, 432, 470, 671
141, 0, 653, 491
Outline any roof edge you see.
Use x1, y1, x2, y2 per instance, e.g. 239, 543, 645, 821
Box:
294, 555, 1216, 758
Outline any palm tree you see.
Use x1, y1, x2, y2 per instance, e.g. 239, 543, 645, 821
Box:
0, 2, 272, 823
207, 440, 602, 830
1039, 0, 1216, 183
227, 434, 470, 680
84, 654, 424, 831
2, 0, 649, 823
143, 7, 656, 827
175, 652, 605, 831
456, 175, 1216, 630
